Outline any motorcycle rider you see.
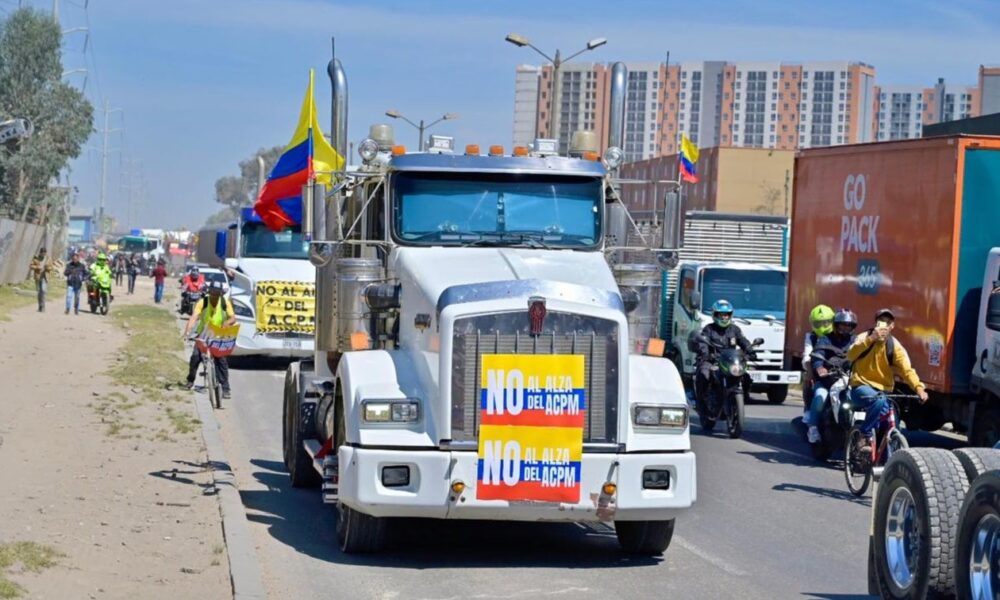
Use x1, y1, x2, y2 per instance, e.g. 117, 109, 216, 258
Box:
183, 280, 236, 399
847, 308, 928, 452
89, 253, 113, 307
806, 309, 857, 444
802, 304, 835, 425
180, 266, 206, 312
694, 299, 757, 405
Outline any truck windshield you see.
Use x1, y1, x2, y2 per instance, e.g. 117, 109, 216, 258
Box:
701, 268, 788, 320
241, 222, 308, 259
392, 171, 602, 248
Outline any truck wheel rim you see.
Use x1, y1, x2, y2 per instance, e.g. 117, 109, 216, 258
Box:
885, 486, 918, 590
970, 513, 1000, 599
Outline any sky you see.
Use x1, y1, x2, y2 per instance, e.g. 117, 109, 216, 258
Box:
14, 0, 1000, 230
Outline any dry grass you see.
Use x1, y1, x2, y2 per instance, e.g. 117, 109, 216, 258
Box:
108, 305, 186, 391
0, 541, 63, 598
0, 280, 66, 322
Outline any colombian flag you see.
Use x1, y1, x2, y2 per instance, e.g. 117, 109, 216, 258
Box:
253, 69, 344, 232
679, 133, 699, 184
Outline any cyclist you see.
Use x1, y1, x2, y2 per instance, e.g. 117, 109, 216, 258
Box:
806, 309, 857, 443
694, 299, 756, 405
183, 281, 236, 399
802, 304, 834, 425
847, 308, 928, 452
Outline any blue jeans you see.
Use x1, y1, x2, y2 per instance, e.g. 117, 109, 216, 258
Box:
809, 385, 830, 427
65, 285, 82, 313
851, 385, 890, 436
154, 283, 164, 303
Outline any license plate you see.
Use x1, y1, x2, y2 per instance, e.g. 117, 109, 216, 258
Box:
282, 338, 301, 349
750, 372, 765, 383
854, 411, 867, 421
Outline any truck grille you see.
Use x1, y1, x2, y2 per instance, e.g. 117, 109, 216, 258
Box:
450, 312, 619, 444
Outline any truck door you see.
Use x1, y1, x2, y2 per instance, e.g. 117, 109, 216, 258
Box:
675, 266, 699, 375
977, 250, 1000, 393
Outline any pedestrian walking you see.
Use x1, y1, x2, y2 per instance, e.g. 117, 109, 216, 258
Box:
114, 254, 126, 286
127, 253, 138, 295
28, 247, 55, 312
63, 252, 89, 314
151, 259, 167, 304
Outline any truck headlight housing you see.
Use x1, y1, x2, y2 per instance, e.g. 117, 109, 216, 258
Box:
231, 299, 253, 318
363, 399, 420, 423
633, 405, 688, 429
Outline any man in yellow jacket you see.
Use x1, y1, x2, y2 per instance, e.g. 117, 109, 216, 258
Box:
847, 308, 928, 448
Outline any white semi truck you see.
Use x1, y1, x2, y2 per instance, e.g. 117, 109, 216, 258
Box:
281, 56, 695, 555
199, 209, 316, 358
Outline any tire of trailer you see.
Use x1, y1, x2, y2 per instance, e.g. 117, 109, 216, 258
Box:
872, 448, 969, 599
766, 385, 788, 405
971, 406, 1000, 448
615, 519, 675, 555
955, 471, 1000, 600
283, 362, 320, 488
954, 447, 1000, 483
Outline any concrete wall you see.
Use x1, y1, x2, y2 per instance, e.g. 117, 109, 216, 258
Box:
0, 218, 47, 284
714, 147, 795, 215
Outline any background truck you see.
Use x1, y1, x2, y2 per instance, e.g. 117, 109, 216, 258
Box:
282, 56, 695, 555
201, 208, 316, 358
785, 134, 1000, 445
659, 212, 798, 403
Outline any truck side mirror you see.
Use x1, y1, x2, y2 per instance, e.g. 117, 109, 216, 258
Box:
689, 291, 701, 311
752, 337, 765, 347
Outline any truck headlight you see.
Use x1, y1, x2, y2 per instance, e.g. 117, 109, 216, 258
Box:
363, 399, 420, 423
633, 405, 688, 429
231, 299, 253, 318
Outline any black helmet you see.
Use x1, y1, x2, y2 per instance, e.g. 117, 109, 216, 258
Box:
834, 309, 857, 327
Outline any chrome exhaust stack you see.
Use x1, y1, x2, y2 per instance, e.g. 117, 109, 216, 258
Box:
608, 62, 627, 153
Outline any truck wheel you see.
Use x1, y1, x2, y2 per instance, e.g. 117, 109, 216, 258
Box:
766, 385, 788, 405
283, 362, 320, 488
954, 447, 1000, 483
956, 471, 1000, 600
873, 448, 969, 598
336, 504, 387, 553
615, 519, 675, 555
971, 407, 1000, 448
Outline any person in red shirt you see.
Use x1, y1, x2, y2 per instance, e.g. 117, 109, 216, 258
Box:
151, 259, 168, 304
181, 267, 206, 293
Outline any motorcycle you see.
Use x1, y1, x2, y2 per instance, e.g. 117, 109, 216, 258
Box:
86, 277, 112, 315
807, 347, 857, 461
179, 289, 203, 315
692, 335, 764, 439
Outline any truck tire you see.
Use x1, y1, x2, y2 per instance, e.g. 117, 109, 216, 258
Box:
954, 447, 1000, 483
955, 471, 1000, 600
336, 504, 387, 553
615, 519, 675, 555
971, 407, 1000, 448
872, 448, 969, 599
283, 362, 320, 488
766, 385, 788, 405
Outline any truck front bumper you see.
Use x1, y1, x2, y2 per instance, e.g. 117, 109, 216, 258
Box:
749, 370, 800, 385
338, 447, 696, 522
231, 316, 313, 358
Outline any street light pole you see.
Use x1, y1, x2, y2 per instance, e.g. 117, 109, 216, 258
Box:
504, 34, 607, 151
385, 111, 458, 151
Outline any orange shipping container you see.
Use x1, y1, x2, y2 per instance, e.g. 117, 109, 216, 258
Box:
786, 136, 1000, 394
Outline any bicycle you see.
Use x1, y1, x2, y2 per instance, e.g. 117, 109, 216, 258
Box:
844, 393, 914, 496
193, 334, 223, 409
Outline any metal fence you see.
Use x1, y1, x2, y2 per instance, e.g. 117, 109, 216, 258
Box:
0, 218, 47, 284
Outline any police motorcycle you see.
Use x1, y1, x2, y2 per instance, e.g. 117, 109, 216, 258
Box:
806, 346, 857, 461
692, 334, 765, 439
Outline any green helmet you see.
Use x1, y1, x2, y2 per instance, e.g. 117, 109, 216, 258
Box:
711, 299, 735, 328
96, 252, 107, 263
810, 304, 835, 337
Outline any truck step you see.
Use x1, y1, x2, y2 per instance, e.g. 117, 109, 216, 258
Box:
322, 481, 339, 504
321, 455, 339, 503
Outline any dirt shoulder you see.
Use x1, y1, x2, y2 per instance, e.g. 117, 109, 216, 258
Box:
0, 278, 230, 599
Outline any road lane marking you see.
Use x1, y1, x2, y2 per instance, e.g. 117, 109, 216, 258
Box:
674, 535, 748, 576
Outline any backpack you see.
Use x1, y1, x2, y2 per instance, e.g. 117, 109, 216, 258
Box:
854, 334, 896, 367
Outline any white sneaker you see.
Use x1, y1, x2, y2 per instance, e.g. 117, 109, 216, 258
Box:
802, 412, 812, 426
807, 426, 821, 444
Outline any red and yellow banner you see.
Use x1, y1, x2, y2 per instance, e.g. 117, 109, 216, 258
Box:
476, 354, 585, 503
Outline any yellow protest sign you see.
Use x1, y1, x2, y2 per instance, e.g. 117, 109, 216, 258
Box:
254, 280, 315, 333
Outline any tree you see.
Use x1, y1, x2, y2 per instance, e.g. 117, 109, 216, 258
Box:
204, 206, 237, 227
0, 8, 94, 222
214, 146, 284, 211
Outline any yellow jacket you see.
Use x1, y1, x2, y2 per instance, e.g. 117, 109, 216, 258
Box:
847, 332, 925, 393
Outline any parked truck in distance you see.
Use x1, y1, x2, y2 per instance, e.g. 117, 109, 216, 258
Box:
282, 57, 695, 555
786, 135, 1000, 446
660, 212, 798, 403
198, 208, 316, 358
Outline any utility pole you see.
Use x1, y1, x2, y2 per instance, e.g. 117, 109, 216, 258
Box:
784, 169, 790, 216
98, 100, 122, 236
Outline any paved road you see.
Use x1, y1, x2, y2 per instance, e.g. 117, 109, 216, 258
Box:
215, 363, 959, 600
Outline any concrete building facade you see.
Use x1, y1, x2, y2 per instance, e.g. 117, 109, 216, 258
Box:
979, 65, 1000, 115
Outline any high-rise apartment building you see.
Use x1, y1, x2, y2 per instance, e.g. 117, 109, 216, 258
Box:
512, 60, 981, 159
